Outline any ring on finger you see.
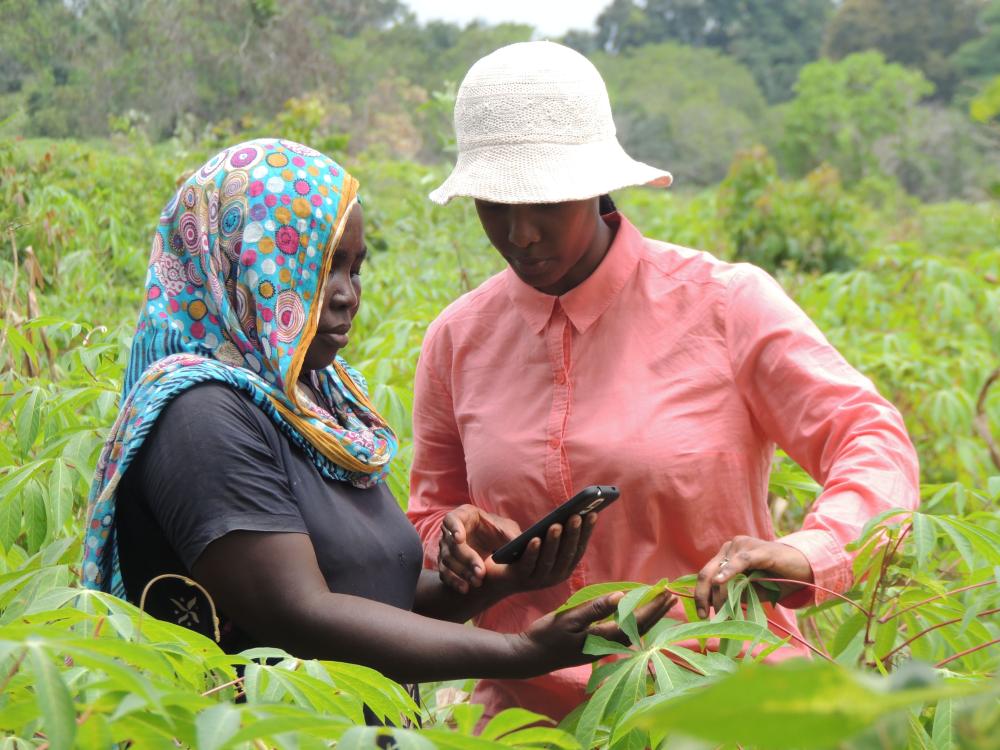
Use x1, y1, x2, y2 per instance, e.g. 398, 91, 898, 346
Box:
719, 556, 730, 570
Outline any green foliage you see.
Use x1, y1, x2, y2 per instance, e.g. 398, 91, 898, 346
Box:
823, 0, 983, 101
594, 43, 769, 185
590, 0, 833, 103
2, 136, 999, 747
781, 51, 935, 184
716, 146, 863, 272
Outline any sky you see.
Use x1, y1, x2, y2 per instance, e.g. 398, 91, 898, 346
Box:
404, 0, 609, 36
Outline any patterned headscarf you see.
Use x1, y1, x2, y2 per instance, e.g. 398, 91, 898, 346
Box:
82, 138, 397, 595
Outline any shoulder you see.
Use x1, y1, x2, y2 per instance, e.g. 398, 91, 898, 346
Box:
422, 270, 509, 352
636, 235, 747, 293
151, 381, 276, 446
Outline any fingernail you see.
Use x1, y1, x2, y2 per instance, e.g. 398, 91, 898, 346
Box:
697, 608, 705, 618
474, 565, 482, 574
716, 573, 725, 581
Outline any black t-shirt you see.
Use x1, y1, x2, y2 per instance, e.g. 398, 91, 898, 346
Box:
116, 382, 424, 653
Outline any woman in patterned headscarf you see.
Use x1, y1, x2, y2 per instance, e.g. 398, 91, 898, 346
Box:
82, 138, 671, 692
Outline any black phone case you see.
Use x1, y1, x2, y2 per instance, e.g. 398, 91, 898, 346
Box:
491, 485, 620, 564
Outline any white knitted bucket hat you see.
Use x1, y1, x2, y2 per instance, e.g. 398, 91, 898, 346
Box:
430, 41, 672, 205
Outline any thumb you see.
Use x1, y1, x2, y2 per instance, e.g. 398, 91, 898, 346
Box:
564, 592, 624, 630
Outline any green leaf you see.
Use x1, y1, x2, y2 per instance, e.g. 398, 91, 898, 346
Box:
47, 459, 73, 539
480, 707, 551, 741
75, 712, 114, 750
911, 513, 936, 570
195, 703, 241, 750
615, 659, 984, 748
25, 642, 76, 750
15, 388, 41, 455
0, 492, 22, 552
575, 657, 632, 749
555, 581, 645, 614
931, 698, 953, 750
22, 482, 47, 553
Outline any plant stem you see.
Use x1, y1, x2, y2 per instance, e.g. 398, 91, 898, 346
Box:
0, 647, 27, 694
935, 638, 1000, 668
750, 577, 871, 617
881, 608, 1000, 662
864, 525, 910, 646
879, 579, 997, 624
765, 617, 834, 662
202, 676, 244, 697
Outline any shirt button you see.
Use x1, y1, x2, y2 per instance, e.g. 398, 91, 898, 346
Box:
554, 372, 566, 385
549, 438, 560, 449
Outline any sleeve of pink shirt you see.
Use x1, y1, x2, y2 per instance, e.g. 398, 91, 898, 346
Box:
406, 325, 468, 568
725, 266, 920, 607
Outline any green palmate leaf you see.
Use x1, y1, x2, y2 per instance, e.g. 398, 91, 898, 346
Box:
46, 459, 73, 539
911, 512, 937, 570
582, 634, 632, 658
614, 659, 985, 748
495, 726, 581, 748
75, 712, 114, 750
224, 710, 351, 746
647, 619, 780, 649
480, 707, 552, 741
931, 698, 954, 750
322, 659, 419, 725
0, 492, 21, 552
14, 387, 41, 455
22, 481, 48, 556
195, 703, 241, 750
25, 641, 76, 750
575, 656, 632, 749
414, 728, 513, 749
555, 582, 645, 614
873, 617, 900, 660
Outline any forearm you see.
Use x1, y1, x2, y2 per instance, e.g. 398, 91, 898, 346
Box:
411, 569, 510, 623
245, 588, 533, 684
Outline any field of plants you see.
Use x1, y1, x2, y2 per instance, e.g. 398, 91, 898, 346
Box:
0, 125, 998, 748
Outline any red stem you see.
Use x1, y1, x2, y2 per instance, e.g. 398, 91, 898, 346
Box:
751, 577, 871, 617
935, 638, 1000, 668
864, 525, 910, 646
766, 617, 835, 662
879, 579, 997, 624
202, 676, 244, 697
882, 608, 1000, 662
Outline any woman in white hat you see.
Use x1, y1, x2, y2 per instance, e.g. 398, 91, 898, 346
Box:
407, 41, 920, 720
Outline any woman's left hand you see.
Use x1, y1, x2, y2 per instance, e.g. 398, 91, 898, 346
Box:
694, 536, 814, 619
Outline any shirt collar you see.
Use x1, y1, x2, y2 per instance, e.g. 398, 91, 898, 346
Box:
504, 212, 643, 335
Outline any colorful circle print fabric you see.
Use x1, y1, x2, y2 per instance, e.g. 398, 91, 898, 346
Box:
82, 139, 397, 596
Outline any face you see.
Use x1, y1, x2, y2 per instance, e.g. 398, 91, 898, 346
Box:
474, 198, 610, 296
301, 204, 366, 372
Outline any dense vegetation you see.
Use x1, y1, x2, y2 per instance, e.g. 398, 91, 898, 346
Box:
1, 1, 999, 748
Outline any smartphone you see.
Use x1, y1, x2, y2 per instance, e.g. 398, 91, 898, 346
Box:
490, 485, 620, 565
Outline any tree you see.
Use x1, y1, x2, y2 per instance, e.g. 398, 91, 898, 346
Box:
952, 0, 1000, 81
823, 0, 984, 101
780, 52, 935, 184
592, 0, 833, 102
594, 43, 768, 184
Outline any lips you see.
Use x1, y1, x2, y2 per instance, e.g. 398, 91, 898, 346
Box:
510, 257, 553, 275
315, 323, 351, 347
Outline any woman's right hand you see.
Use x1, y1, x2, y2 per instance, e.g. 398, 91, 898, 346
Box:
438, 504, 597, 595
507, 591, 675, 675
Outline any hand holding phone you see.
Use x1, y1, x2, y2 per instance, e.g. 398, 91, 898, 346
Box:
438, 485, 618, 595
491, 485, 620, 565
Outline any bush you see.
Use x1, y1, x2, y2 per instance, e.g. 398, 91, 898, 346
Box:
717, 146, 863, 273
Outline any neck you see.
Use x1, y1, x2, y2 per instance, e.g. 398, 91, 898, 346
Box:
539, 214, 614, 296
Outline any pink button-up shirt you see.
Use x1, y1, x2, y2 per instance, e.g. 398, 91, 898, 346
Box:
407, 213, 919, 721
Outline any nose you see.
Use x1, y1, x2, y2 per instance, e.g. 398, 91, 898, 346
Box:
324, 269, 358, 311
506, 206, 541, 249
